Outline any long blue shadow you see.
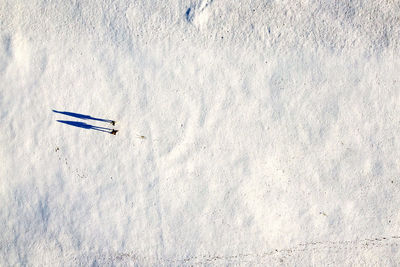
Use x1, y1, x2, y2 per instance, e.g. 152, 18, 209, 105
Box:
53, 110, 114, 124
57, 120, 112, 133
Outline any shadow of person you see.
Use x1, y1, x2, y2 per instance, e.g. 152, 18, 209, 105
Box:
57, 120, 113, 134
53, 110, 115, 125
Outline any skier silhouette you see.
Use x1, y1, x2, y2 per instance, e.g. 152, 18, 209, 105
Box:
57, 120, 117, 135
53, 110, 115, 125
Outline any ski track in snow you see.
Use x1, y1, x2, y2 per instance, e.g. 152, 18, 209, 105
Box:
57, 235, 400, 265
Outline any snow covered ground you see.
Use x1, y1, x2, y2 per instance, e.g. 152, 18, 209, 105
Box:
1, 0, 400, 265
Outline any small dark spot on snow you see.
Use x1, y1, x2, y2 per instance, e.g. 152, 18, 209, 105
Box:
185, 7, 193, 22
55, 147, 59, 152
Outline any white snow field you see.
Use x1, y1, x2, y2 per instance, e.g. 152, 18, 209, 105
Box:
1, 0, 400, 265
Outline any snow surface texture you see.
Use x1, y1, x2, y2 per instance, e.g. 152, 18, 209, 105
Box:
1, 0, 400, 265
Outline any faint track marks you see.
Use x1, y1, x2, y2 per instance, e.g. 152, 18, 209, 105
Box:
91, 235, 400, 265
55, 147, 88, 179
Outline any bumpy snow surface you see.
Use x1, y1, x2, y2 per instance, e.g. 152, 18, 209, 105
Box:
1, 0, 400, 265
